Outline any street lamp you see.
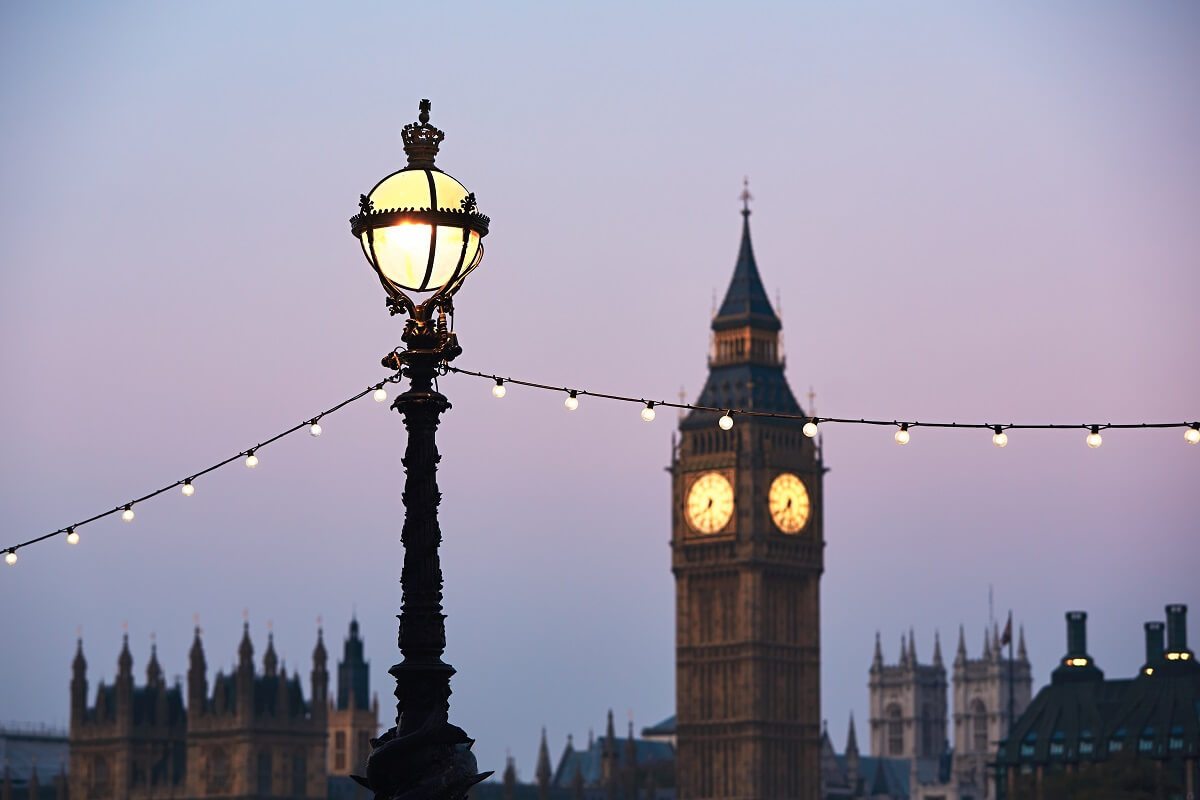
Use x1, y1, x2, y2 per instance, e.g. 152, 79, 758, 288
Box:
349, 99, 492, 799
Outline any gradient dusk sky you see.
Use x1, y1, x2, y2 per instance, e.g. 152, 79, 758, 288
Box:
1, 1, 1197, 781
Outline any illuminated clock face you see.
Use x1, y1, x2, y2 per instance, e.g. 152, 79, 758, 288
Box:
686, 472, 735, 534
768, 473, 810, 533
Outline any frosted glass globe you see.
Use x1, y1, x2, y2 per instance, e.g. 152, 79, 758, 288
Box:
6, 551, 17, 565
641, 405, 656, 422
1086, 432, 1103, 449
564, 395, 579, 411
182, 482, 195, 497
66, 530, 80, 545
718, 414, 734, 430
802, 421, 818, 438
310, 422, 323, 437
491, 382, 506, 399
894, 428, 910, 445
246, 453, 259, 468
122, 507, 135, 522
1185, 427, 1200, 445
992, 431, 1008, 448
373, 388, 388, 403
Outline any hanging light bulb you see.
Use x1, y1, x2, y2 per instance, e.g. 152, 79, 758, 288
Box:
309, 421, 323, 437
564, 391, 579, 411
66, 527, 80, 545
718, 412, 734, 430
894, 423, 911, 445
121, 505, 135, 522
802, 419, 819, 438
491, 379, 506, 399
373, 387, 388, 403
1185, 423, 1200, 445
245, 451, 259, 468
1086, 426, 1103, 449
641, 402, 656, 422
182, 480, 195, 497
992, 426, 1008, 448
4, 550, 16, 566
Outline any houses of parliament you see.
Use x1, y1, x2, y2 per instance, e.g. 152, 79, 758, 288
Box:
63, 617, 378, 799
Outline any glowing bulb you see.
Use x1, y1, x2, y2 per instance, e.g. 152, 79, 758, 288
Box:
492, 379, 506, 399
1186, 425, 1200, 445
1086, 426, 1102, 449
182, 480, 195, 497
641, 402, 656, 422
718, 413, 734, 431
309, 422, 323, 437
66, 528, 79, 545
121, 506, 135, 522
894, 424, 910, 445
4, 550, 16, 566
246, 452, 259, 468
373, 388, 388, 403
564, 391, 579, 411
992, 427, 1008, 448
803, 420, 818, 438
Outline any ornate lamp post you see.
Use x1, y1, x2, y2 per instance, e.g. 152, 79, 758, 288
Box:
349, 100, 491, 799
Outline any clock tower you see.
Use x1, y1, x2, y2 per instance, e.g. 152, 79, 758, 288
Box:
671, 193, 824, 800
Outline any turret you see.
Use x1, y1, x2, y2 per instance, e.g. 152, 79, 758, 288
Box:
71, 638, 87, 726
603, 709, 618, 800
535, 727, 552, 800
955, 625, 967, 666
871, 632, 883, 672
146, 641, 163, 688
311, 626, 329, 718
932, 630, 943, 667
188, 626, 207, 717
908, 629, 917, 667
116, 634, 134, 728
263, 632, 278, 676
845, 712, 860, 791
236, 622, 254, 719
1017, 625, 1027, 662
502, 754, 516, 800
899, 634, 909, 667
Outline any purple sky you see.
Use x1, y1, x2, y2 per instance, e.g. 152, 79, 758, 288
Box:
2, 1, 1197, 780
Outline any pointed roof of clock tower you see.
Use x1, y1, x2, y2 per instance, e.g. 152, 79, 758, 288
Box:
712, 181, 781, 333
682, 186, 802, 429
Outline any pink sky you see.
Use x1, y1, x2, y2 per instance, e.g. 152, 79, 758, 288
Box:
1, 1, 1197, 779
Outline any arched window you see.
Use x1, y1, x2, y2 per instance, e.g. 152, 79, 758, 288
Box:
886, 704, 903, 755
971, 699, 988, 753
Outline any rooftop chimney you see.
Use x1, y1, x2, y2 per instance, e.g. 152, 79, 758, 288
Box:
1052, 610, 1103, 684
1066, 611, 1087, 657
1165, 604, 1188, 653
1141, 622, 1164, 676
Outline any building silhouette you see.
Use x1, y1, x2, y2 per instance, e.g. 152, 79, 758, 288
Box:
67, 619, 378, 800
670, 193, 824, 798
996, 605, 1199, 799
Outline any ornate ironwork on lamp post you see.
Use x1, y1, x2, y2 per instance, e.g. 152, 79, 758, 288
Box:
348, 99, 491, 800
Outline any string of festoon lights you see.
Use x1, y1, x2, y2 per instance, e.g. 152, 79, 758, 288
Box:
4, 365, 1197, 566
2, 376, 402, 567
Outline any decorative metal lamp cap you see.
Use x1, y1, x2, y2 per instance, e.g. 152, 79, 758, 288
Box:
401, 99, 445, 169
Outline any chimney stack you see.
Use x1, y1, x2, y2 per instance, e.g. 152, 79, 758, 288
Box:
1165, 604, 1188, 653
1066, 611, 1087, 657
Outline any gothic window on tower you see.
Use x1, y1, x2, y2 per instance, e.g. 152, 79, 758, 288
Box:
971, 699, 988, 753
887, 705, 903, 755
335, 730, 346, 770
922, 704, 934, 754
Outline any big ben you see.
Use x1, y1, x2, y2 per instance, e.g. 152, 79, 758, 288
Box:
672, 192, 824, 800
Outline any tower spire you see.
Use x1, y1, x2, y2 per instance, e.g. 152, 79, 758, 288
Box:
740, 176, 753, 217
933, 630, 943, 667
872, 631, 883, 671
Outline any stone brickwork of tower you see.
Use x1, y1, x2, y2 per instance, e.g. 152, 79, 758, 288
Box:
326, 617, 379, 779
950, 623, 1032, 796
868, 629, 948, 760
672, 193, 824, 800
68, 635, 188, 800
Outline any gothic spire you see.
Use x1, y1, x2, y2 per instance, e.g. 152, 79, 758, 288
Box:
712, 181, 780, 333
146, 640, 162, 687
238, 621, 254, 670
900, 633, 908, 666
536, 727, 552, 790
983, 627, 992, 660
908, 629, 917, 666
117, 633, 133, 679
1018, 624, 1028, 661
956, 625, 967, 664
845, 712, 859, 756
933, 630, 943, 667
73, 637, 87, 679
872, 631, 883, 671
263, 632, 278, 676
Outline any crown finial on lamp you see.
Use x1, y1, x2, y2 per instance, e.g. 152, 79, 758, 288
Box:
401, 99, 445, 169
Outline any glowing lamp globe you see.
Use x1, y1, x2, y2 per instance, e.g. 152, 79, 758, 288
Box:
351, 100, 490, 301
